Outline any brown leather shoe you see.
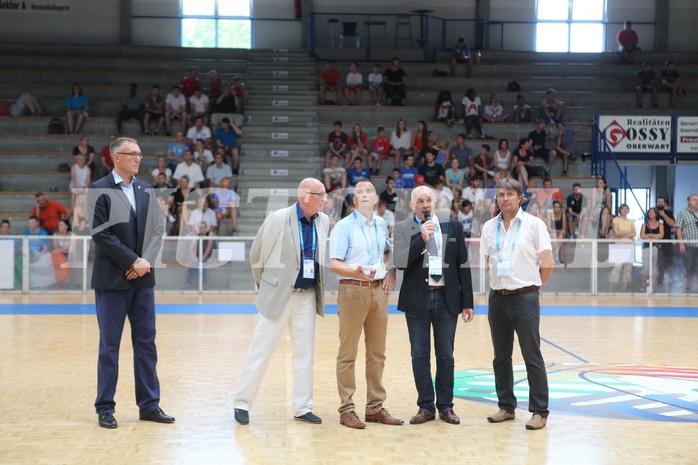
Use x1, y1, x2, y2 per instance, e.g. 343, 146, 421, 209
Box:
339, 411, 366, 429
439, 409, 460, 425
487, 408, 515, 423
365, 408, 404, 425
525, 414, 547, 430
409, 410, 436, 425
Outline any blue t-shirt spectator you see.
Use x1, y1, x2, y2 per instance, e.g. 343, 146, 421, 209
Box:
168, 142, 187, 160
399, 166, 419, 188
22, 228, 49, 256
347, 167, 371, 187
67, 95, 88, 111
215, 126, 238, 148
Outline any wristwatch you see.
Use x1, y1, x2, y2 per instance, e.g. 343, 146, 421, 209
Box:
386, 266, 397, 272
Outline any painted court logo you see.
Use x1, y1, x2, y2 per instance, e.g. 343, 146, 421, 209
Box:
454, 363, 698, 422
603, 120, 627, 148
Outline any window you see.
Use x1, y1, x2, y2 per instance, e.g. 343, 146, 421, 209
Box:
181, 0, 251, 49
536, 0, 605, 53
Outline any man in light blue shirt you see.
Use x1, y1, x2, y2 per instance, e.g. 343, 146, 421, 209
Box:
329, 180, 403, 430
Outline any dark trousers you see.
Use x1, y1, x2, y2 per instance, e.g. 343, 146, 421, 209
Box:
405, 288, 458, 414
487, 289, 549, 417
95, 287, 161, 415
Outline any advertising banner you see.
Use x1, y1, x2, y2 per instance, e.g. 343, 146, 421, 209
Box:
598, 116, 672, 153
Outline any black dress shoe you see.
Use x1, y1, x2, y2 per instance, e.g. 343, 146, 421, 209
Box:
294, 411, 322, 424
139, 407, 175, 423
234, 408, 249, 425
98, 413, 118, 429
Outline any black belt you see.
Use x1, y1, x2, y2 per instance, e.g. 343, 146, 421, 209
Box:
493, 285, 540, 296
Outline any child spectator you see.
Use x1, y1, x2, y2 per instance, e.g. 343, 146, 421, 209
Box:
325, 120, 348, 168
344, 62, 363, 106
379, 177, 399, 212
512, 94, 534, 123
347, 158, 371, 187
462, 88, 486, 139
323, 155, 347, 192
66, 83, 88, 134
566, 182, 587, 238
390, 168, 405, 189
457, 199, 474, 238
368, 64, 383, 106
482, 93, 510, 123
368, 126, 390, 175
433, 90, 457, 127
346, 123, 368, 168
165, 85, 188, 136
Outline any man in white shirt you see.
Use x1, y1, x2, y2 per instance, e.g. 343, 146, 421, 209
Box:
186, 116, 212, 148
206, 151, 233, 188
165, 85, 187, 136
187, 195, 218, 235
188, 86, 210, 127
172, 150, 205, 188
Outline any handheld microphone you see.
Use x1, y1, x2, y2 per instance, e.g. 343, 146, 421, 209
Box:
423, 210, 435, 242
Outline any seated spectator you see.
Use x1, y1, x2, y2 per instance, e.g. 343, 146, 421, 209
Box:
214, 177, 238, 233
412, 120, 428, 163
51, 219, 74, 285
69, 153, 91, 209
71, 192, 90, 237
211, 83, 242, 129
368, 64, 383, 106
512, 94, 534, 123
188, 86, 210, 127
555, 121, 590, 176
9, 92, 42, 116
186, 115, 212, 148
153, 172, 169, 191
421, 131, 448, 166
99, 134, 116, 176
471, 144, 494, 186
66, 83, 88, 134
206, 69, 223, 101
377, 199, 395, 237
398, 154, 418, 189
540, 88, 565, 124
167, 131, 188, 172
636, 61, 659, 108
207, 150, 233, 188
232, 76, 248, 113
180, 67, 201, 99
347, 158, 371, 187
22, 215, 54, 288
433, 179, 454, 218
72, 135, 96, 173
379, 177, 399, 213
521, 179, 537, 212
187, 194, 218, 235
184, 220, 215, 289
457, 200, 474, 238
323, 155, 347, 192
660, 60, 687, 108
383, 57, 407, 106
445, 157, 465, 199
493, 138, 512, 178
368, 126, 390, 174
319, 61, 342, 105
433, 90, 457, 127
172, 150, 205, 189
535, 178, 563, 216
143, 84, 165, 135
344, 62, 363, 106
449, 134, 473, 178
168, 175, 196, 236
390, 168, 404, 189
512, 138, 536, 187
389, 118, 412, 169
116, 83, 142, 134
418, 150, 445, 187
566, 182, 587, 238
214, 117, 243, 175
546, 200, 567, 262
0, 219, 23, 289
617, 20, 641, 64
325, 120, 348, 168
165, 85, 188, 136
463, 175, 485, 210
151, 155, 173, 187
482, 93, 509, 123
462, 88, 486, 139
346, 123, 368, 169
194, 139, 214, 174
528, 120, 557, 177
31, 193, 72, 236
450, 37, 475, 77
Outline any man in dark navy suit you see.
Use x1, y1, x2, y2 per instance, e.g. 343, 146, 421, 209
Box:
393, 185, 474, 426
88, 137, 173, 429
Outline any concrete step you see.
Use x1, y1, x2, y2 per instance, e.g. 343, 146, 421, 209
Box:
0, 56, 246, 74
0, 134, 176, 154
244, 110, 318, 125
246, 66, 315, 78
0, 193, 71, 214
0, 172, 70, 192
245, 81, 317, 92
240, 166, 322, 178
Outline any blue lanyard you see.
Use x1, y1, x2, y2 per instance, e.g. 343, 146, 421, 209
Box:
298, 218, 316, 260
496, 214, 522, 256
415, 214, 442, 255
354, 212, 381, 262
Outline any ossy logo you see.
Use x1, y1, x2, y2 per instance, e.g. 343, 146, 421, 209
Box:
603, 120, 627, 148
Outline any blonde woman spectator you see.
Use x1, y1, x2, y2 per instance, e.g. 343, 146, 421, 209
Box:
493, 138, 512, 177
482, 93, 509, 123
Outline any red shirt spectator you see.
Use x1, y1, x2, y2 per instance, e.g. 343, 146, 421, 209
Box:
321, 66, 341, 87
101, 144, 114, 171
617, 28, 638, 49
32, 193, 71, 233
180, 68, 201, 98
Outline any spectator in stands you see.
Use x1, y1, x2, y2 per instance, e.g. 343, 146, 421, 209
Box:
660, 60, 687, 108
206, 150, 233, 188
0, 219, 23, 289
206, 69, 223, 101
325, 120, 349, 168
344, 62, 363, 106
377, 199, 395, 237
412, 120, 428, 163
194, 139, 214, 177
617, 20, 641, 64
389, 118, 412, 169
512, 138, 536, 187
655, 196, 676, 289
418, 150, 445, 187
586, 176, 612, 239
172, 150, 205, 189
116, 83, 142, 134
449, 134, 473, 178
151, 155, 173, 187
9, 92, 42, 116
462, 88, 486, 139
99, 134, 116, 176
368, 64, 383, 106
188, 86, 210, 127
421, 132, 448, 166
51, 218, 74, 285
211, 83, 240, 130
492, 138, 512, 178
528, 120, 557, 177
566, 183, 586, 238
167, 131, 188, 172
143, 84, 165, 135
536, 178, 563, 216
232, 76, 248, 113
640, 207, 663, 291
383, 57, 407, 106
445, 157, 465, 199
521, 179, 537, 212
547, 200, 567, 263
180, 67, 201, 98
512, 94, 534, 123
319, 61, 343, 105
471, 144, 494, 187
540, 88, 565, 124
214, 177, 238, 234
433, 90, 457, 128
346, 123, 368, 168
66, 83, 89, 134
71, 192, 90, 237
323, 155, 347, 192
482, 93, 509, 123
187, 194, 218, 235
676, 193, 698, 292
186, 115, 212, 148
346, 158, 371, 187
214, 117, 243, 176
450, 37, 474, 77
184, 221, 215, 289
368, 126, 390, 175
165, 85, 188, 136
69, 153, 91, 209
168, 175, 196, 236
555, 121, 590, 176
609, 204, 636, 293
72, 135, 96, 173
463, 175, 485, 209
433, 178, 455, 218
379, 177, 399, 213
399, 154, 418, 189
32, 193, 72, 236
22, 215, 54, 288
636, 61, 659, 108
457, 200, 474, 239
390, 168, 404, 189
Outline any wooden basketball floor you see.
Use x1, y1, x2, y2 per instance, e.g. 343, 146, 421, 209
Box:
1, 293, 697, 465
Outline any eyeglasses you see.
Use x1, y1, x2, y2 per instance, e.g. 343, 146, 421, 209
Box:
116, 152, 143, 159
305, 191, 327, 198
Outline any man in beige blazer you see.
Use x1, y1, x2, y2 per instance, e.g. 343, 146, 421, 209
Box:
234, 178, 329, 425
